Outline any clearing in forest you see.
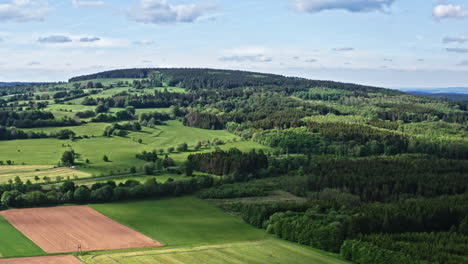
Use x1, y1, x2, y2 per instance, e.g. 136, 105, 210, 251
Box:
0, 206, 162, 253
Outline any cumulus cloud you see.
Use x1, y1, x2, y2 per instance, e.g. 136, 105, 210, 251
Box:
80, 37, 100, 42
383, 58, 393, 62
457, 60, 468, 66
0, 0, 49, 23
446, 47, 468, 53
131, 0, 216, 24
305, 59, 317, 62
333, 47, 354, 51
294, 0, 395, 13
219, 55, 273, 63
443, 36, 467, 44
38, 35, 72, 43
433, 4, 468, 20
72, 0, 105, 8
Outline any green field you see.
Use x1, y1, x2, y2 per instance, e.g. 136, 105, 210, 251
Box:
0, 216, 44, 258
23, 122, 109, 137
0, 121, 264, 176
0, 165, 90, 184
81, 239, 350, 264
90, 196, 267, 246
77, 172, 197, 186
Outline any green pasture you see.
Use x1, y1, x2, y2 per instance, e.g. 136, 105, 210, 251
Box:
90, 196, 266, 246
0, 121, 266, 176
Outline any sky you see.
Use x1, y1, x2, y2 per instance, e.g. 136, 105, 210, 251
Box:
1, 0, 468, 88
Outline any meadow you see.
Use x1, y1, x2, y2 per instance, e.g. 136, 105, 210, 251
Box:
0, 165, 90, 184
90, 196, 267, 246
0, 120, 265, 177
81, 239, 350, 264
0, 216, 44, 258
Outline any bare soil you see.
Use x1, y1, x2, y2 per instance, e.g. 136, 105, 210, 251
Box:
0, 206, 162, 253
0, 255, 83, 264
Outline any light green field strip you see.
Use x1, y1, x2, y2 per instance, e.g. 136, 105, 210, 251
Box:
0, 166, 91, 184
0, 216, 44, 258
80, 239, 350, 264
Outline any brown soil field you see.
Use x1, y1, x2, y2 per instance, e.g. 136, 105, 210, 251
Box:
0, 255, 83, 264
0, 206, 162, 253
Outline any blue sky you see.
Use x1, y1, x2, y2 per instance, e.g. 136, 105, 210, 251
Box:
1, 0, 468, 88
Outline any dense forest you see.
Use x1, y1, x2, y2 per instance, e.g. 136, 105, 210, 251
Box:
1, 68, 467, 263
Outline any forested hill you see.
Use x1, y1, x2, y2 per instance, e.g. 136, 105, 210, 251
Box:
69, 68, 401, 95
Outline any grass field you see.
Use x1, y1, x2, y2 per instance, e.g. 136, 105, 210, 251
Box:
0, 165, 91, 184
81, 239, 350, 264
77, 172, 194, 186
0, 216, 44, 258
23, 123, 109, 137
90, 196, 267, 246
0, 121, 265, 176
82, 239, 349, 264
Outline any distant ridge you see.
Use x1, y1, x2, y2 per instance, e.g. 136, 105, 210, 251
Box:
399, 87, 468, 94
0, 82, 48, 87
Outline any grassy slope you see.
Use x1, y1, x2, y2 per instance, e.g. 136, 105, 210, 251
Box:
0, 216, 44, 258
81, 239, 350, 264
0, 121, 266, 177
90, 196, 267, 246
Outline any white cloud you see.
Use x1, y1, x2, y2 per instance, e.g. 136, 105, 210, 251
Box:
27, 61, 41, 66
443, 36, 467, 44
72, 0, 105, 8
433, 4, 468, 20
294, 0, 395, 13
38, 35, 72, 43
446, 47, 468, 53
80, 37, 100, 42
0, 0, 49, 23
34, 34, 129, 48
134, 40, 155, 45
305, 59, 317, 62
219, 55, 272, 63
333, 47, 354, 51
131, 0, 216, 24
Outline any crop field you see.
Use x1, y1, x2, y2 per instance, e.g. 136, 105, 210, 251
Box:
0, 255, 83, 264
90, 196, 267, 246
0, 216, 44, 258
0, 206, 161, 253
0, 166, 91, 184
81, 239, 350, 264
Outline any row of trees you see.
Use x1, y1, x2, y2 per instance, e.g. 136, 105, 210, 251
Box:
0, 175, 216, 208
